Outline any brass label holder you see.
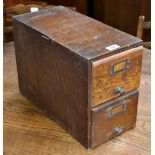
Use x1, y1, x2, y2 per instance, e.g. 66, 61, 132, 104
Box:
107, 100, 129, 117
111, 59, 129, 74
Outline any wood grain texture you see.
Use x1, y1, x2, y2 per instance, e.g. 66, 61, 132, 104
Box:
13, 7, 144, 148
13, 20, 89, 147
91, 90, 139, 147
91, 46, 143, 106
4, 42, 150, 154
93, 0, 151, 41
13, 6, 142, 60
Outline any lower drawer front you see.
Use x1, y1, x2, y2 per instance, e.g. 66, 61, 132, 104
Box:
91, 89, 139, 147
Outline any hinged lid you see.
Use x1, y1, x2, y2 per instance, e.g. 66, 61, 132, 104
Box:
13, 6, 142, 61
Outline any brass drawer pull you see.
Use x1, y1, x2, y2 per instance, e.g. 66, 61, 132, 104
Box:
111, 59, 128, 74
107, 100, 129, 117
112, 125, 124, 135
113, 86, 125, 95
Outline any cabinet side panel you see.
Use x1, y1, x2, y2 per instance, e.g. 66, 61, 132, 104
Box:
13, 20, 89, 148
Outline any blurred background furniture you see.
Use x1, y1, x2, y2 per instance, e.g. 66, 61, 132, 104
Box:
137, 16, 151, 49
93, 0, 151, 43
4, 1, 48, 42
4, 0, 81, 42
4, 0, 77, 42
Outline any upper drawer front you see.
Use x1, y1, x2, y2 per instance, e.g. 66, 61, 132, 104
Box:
90, 46, 143, 107
91, 89, 139, 148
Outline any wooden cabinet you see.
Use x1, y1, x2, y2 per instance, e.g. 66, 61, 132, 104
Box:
13, 6, 143, 148
93, 0, 151, 41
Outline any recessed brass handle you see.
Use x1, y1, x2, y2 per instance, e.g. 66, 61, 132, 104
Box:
113, 86, 125, 95
112, 125, 124, 135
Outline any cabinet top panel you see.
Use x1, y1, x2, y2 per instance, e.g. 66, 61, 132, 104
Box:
13, 6, 142, 61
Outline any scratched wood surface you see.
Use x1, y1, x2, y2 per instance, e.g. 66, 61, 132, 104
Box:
13, 6, 142, 60
4, 42, 150, 155
91, 46, 143, 106
91, 90, 139, 147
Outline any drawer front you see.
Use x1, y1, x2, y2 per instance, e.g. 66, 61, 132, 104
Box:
91, 90, 139, 148
90, 46, 143, 107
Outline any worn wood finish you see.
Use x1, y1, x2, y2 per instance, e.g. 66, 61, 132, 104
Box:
91, 46, 143, 106
4, 42, 150, 154
91, 90, 139, 147
13, 6, 142, 60
13, 20, 89, 147
13, 7, 143, 148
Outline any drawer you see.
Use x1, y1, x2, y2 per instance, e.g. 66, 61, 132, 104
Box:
91, 89, 139, 147
90, 46, 143, 107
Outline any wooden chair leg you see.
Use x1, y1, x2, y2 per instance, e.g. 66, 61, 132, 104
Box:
137, 16, 145, 39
